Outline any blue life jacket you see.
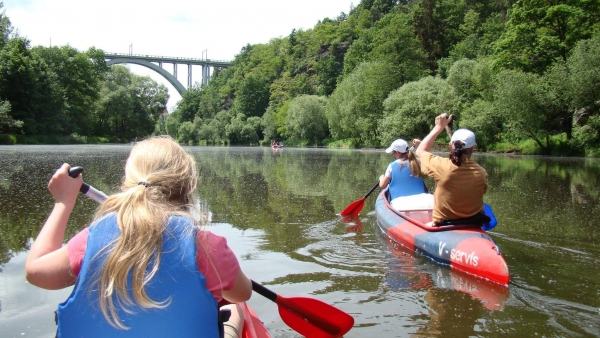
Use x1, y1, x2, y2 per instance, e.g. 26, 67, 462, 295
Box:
389, 161, 427, 199
56, 214, 219, 338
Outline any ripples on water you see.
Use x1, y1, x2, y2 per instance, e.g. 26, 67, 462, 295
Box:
1, 146, 599, 337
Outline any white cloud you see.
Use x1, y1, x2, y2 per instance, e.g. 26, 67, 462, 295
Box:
4, 0, 354, 110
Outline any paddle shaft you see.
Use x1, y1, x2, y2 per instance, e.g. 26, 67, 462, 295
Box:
364, 182, 380, 199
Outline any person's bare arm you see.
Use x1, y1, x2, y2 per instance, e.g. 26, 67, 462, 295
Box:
415, 113, 452, 158
379, 175, 390, 189
222, 270, 252, 303
25, 163, 80, 289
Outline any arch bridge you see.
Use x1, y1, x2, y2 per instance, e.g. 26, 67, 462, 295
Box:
104, 53, 232, 95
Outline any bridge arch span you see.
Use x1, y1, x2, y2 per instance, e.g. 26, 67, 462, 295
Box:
106, 58, 187, 95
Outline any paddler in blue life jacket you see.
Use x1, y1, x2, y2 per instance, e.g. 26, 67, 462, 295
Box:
414, 113, 488, 226
379, 138, 433, 211
25, 136, 252, 338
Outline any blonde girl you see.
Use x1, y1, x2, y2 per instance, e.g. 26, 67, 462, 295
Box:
26, 136, 252, 337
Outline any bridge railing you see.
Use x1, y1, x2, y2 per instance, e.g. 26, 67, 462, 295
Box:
104, 52, 231, 64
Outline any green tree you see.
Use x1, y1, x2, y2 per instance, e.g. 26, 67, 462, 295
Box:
446, 58, 495, 104
178, 121, 195, 144
411, 0, 468, 70
378, 76, 457, 145
494, 69, 556, 153
33, 45, 107, 135
175, 84, 203, 122
164, 110, 181, 139
226, 113, 247, 144
286, 95, 328, 144
0, 2, 13, 49
232, 74, 270, 117
327, 61, 401, 147
562, 36, 600, 116
493, 0, 600, 73
0, 37, 59, 135
0, 100, 22, 133
343, 12, 428, 81
94, 66, 167, 141
459, 99, 502, 151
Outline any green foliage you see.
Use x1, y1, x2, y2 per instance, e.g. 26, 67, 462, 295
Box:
493, 0, 600, 73
261, 104, 279, 141
573, 115, 600, 149
178, 121, 195, 144
459, 99, 502, 151
0, 0, 599, 154
285, 95, 328, 144
232, 73, 270, 118
446, 58, 495, 103
343, 12, 428, 81
411, 0, 470, 70
327, 61, 402, 147
0, 100, 21, 133
561, 35, 600, 111
0, 133, 15, 144
493, 70, 557, 153
33, 45, 108, 135
93, 65, 167, 141
0, 3, 12, 49
378, 76, 457, 145
175, 85, 203, 122
0, 36, 59, 135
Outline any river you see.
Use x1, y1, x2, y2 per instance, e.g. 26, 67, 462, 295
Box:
0, 145, 598, 337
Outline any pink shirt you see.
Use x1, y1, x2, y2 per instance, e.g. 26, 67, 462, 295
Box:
67, 228, 240, 302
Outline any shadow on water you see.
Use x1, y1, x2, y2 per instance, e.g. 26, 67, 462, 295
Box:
0, 146, 599, 337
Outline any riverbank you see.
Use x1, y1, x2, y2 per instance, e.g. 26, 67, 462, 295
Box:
4, 133, 599, 157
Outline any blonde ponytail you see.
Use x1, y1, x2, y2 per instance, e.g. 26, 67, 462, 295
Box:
91, 136, 199, 329
407, 150, 422, 177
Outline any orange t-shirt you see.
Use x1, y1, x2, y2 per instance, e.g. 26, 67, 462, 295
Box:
420, 152, 488, 222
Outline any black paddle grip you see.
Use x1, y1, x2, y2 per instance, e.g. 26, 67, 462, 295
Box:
251, 280, 277, 302
67, 166, 90, 194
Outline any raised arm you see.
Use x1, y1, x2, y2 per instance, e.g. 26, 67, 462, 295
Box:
25, 163, 81, 289
415, 113, 453, 158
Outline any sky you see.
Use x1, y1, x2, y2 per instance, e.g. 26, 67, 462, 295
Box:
3, 0, 355, 110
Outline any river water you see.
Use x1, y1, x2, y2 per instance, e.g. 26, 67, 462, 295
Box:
0, 145, 598, 337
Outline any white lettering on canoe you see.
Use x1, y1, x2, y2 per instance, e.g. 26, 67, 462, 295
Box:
450, 249, 479, 267
438, 242, 447, 256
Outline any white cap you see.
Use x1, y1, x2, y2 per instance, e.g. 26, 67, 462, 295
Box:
385, 139, 408, 153
451, 129, 476, 149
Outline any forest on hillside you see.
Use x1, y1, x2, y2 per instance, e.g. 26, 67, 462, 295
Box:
1, 0, 599, 155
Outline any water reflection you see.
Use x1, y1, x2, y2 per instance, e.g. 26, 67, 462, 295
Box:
0, 146, 599, 337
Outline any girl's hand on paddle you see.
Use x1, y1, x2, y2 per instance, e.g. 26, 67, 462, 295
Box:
412, 139, 421, 149
48, 163, 81, 207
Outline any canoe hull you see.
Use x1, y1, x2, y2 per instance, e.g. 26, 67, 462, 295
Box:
240, 302, 270, 338
375, 191, 509, 285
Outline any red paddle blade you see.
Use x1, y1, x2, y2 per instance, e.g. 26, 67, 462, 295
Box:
339, 197, 365, 216
276, 296, 354, 338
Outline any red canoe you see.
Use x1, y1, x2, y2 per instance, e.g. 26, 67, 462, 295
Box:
375, 190, 510, 285
240, 302, 270, 338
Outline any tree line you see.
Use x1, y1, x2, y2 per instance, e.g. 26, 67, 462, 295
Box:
0, 2, 168, 144
1, 0, 600, 156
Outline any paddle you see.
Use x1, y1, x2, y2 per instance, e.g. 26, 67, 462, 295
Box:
339, 182, 379, 216
66, 166, 108, 203
67, 166, 355, 338
252, 281, 354, 338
